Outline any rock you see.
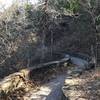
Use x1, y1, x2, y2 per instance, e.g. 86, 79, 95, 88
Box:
77, 98, 88, 100
71, 68, 83, 76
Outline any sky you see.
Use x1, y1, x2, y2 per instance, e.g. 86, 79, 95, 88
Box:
0, 0, 39, 11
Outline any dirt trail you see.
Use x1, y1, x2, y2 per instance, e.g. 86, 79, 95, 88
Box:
0, 55, 94, 100
23, 74, 67, 100
23, 56, 89, 100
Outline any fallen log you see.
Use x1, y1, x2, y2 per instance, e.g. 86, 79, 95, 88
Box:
0, 56, 70, 94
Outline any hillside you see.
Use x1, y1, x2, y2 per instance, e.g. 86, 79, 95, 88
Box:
0, 0, 100, 100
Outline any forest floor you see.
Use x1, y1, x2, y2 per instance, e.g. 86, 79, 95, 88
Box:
0, 64, 100, 100
63, 67, 100, 100
0, 63, 71, 100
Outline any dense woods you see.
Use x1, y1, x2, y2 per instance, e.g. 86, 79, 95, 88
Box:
0, 0, 100, 100
0, 0, 99, 77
